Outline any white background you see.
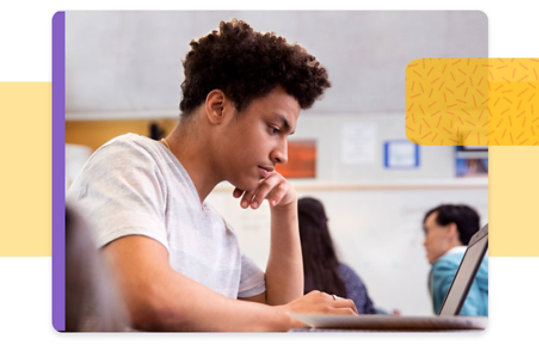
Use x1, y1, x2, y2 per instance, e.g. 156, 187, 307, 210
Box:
1, 0, 538, 347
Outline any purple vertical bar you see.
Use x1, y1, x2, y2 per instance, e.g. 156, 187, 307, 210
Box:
52, 11, 65, 332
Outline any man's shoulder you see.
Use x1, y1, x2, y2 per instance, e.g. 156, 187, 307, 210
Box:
100, 133, 154, 152
91, 133, 163, 163
69, 133, 167, 194
433, 252, 463, 272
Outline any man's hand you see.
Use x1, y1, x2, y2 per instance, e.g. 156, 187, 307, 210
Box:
277, 291, 359, 329
233, 171, 297, 210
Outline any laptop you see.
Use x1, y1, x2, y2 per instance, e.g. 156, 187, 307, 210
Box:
290, 224, 489, 331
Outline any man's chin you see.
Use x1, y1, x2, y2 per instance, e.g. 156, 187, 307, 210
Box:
229, 179, 258, 192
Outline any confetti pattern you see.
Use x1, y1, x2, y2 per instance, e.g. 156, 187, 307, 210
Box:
405, 58, 539, 145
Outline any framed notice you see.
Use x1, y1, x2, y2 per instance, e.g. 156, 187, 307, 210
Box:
384, 140, 420, 169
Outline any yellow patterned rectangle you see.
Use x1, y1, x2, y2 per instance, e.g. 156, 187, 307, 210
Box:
0, 82, 51, 256
405, 58, 539, 145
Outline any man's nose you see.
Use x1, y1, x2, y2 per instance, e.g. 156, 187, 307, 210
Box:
272, 139, 288, 165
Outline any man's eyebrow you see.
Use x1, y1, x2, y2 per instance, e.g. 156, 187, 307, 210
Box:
274, 113, 295, 135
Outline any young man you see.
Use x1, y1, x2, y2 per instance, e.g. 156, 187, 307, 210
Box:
422, 204, 488, 316
67, 19, 357, 331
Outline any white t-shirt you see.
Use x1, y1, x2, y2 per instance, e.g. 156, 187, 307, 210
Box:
66, 133, 266, 299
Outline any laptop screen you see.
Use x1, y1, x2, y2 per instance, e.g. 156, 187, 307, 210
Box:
439, 224, 488, 316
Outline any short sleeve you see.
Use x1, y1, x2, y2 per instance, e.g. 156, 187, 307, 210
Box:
237, 253, 266, 298
66, 138, 169, 251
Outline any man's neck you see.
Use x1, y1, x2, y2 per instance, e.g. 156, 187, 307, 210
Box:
441, 244, 467, 259
165, 121, 221, 203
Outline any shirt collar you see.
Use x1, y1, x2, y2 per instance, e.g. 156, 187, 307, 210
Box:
441, 245, 467, 258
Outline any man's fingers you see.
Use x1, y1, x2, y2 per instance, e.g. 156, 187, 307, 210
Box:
318, 292, 358, 314
266, 184, 288, 207
249, 177, 277, 208
251, 174, 285, 208
240, 190, 255, 208
332, 297, 358, 314
234, 172, 294, 210
327, 307, 358, 316
238, 173, 283, 209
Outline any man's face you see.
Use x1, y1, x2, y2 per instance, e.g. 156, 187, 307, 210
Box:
216, 86, 300, 191
423, 212, 451, 265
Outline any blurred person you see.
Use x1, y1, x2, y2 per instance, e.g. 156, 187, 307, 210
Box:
423, 204, 488, 316
65, 206, 129, 331
298, 197, 377, 314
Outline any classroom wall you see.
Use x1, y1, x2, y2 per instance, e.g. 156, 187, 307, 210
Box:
66, 10, 487, 117
292, 112, 459, 181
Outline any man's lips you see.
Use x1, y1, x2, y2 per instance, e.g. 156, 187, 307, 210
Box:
258, 165, 274, 177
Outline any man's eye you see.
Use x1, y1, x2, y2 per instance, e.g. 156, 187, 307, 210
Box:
270, 126, 280, 134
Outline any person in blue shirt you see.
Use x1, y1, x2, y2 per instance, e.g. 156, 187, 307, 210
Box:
298, 197, 377, 314
423, 204, 488, 316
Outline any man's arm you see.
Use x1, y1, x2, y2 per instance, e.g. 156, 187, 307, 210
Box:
431, 260, 457, 314
234, 172, 303, 305
104, 235, 356, 331
264, 201, 303, 304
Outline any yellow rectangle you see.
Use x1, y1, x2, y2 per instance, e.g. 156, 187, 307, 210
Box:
0, 82, 51, 256
489, 146, 539, 256
406, 58, 539, 145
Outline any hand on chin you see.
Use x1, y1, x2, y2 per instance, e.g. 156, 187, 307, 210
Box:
231, 171, 296, 210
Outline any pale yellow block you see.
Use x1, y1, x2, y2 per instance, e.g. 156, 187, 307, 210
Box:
405, 58, 539, 145
489, 146, 539, 256
0, 83, 51, 256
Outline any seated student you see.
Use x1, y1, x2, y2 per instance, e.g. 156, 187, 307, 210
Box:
66, 19, 357, 332
298, 197, 377, 314
422, 204, 488, 316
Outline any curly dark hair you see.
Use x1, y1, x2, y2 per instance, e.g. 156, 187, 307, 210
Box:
179, 19, 331, 115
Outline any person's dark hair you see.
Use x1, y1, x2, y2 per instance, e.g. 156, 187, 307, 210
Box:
423, 204, 480, 245
179, 19, 331, 115
298, 197, 346, 297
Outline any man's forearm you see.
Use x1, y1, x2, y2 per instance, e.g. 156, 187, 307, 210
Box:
264, 202, 304, 305
105, 235, 294, 332
153, 279, 292, 331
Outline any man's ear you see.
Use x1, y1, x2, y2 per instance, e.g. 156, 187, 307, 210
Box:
446, 222, 460, 243
205, 89, 228, 125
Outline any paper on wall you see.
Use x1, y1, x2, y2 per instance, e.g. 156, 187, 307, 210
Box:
340, 122, 377, 164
